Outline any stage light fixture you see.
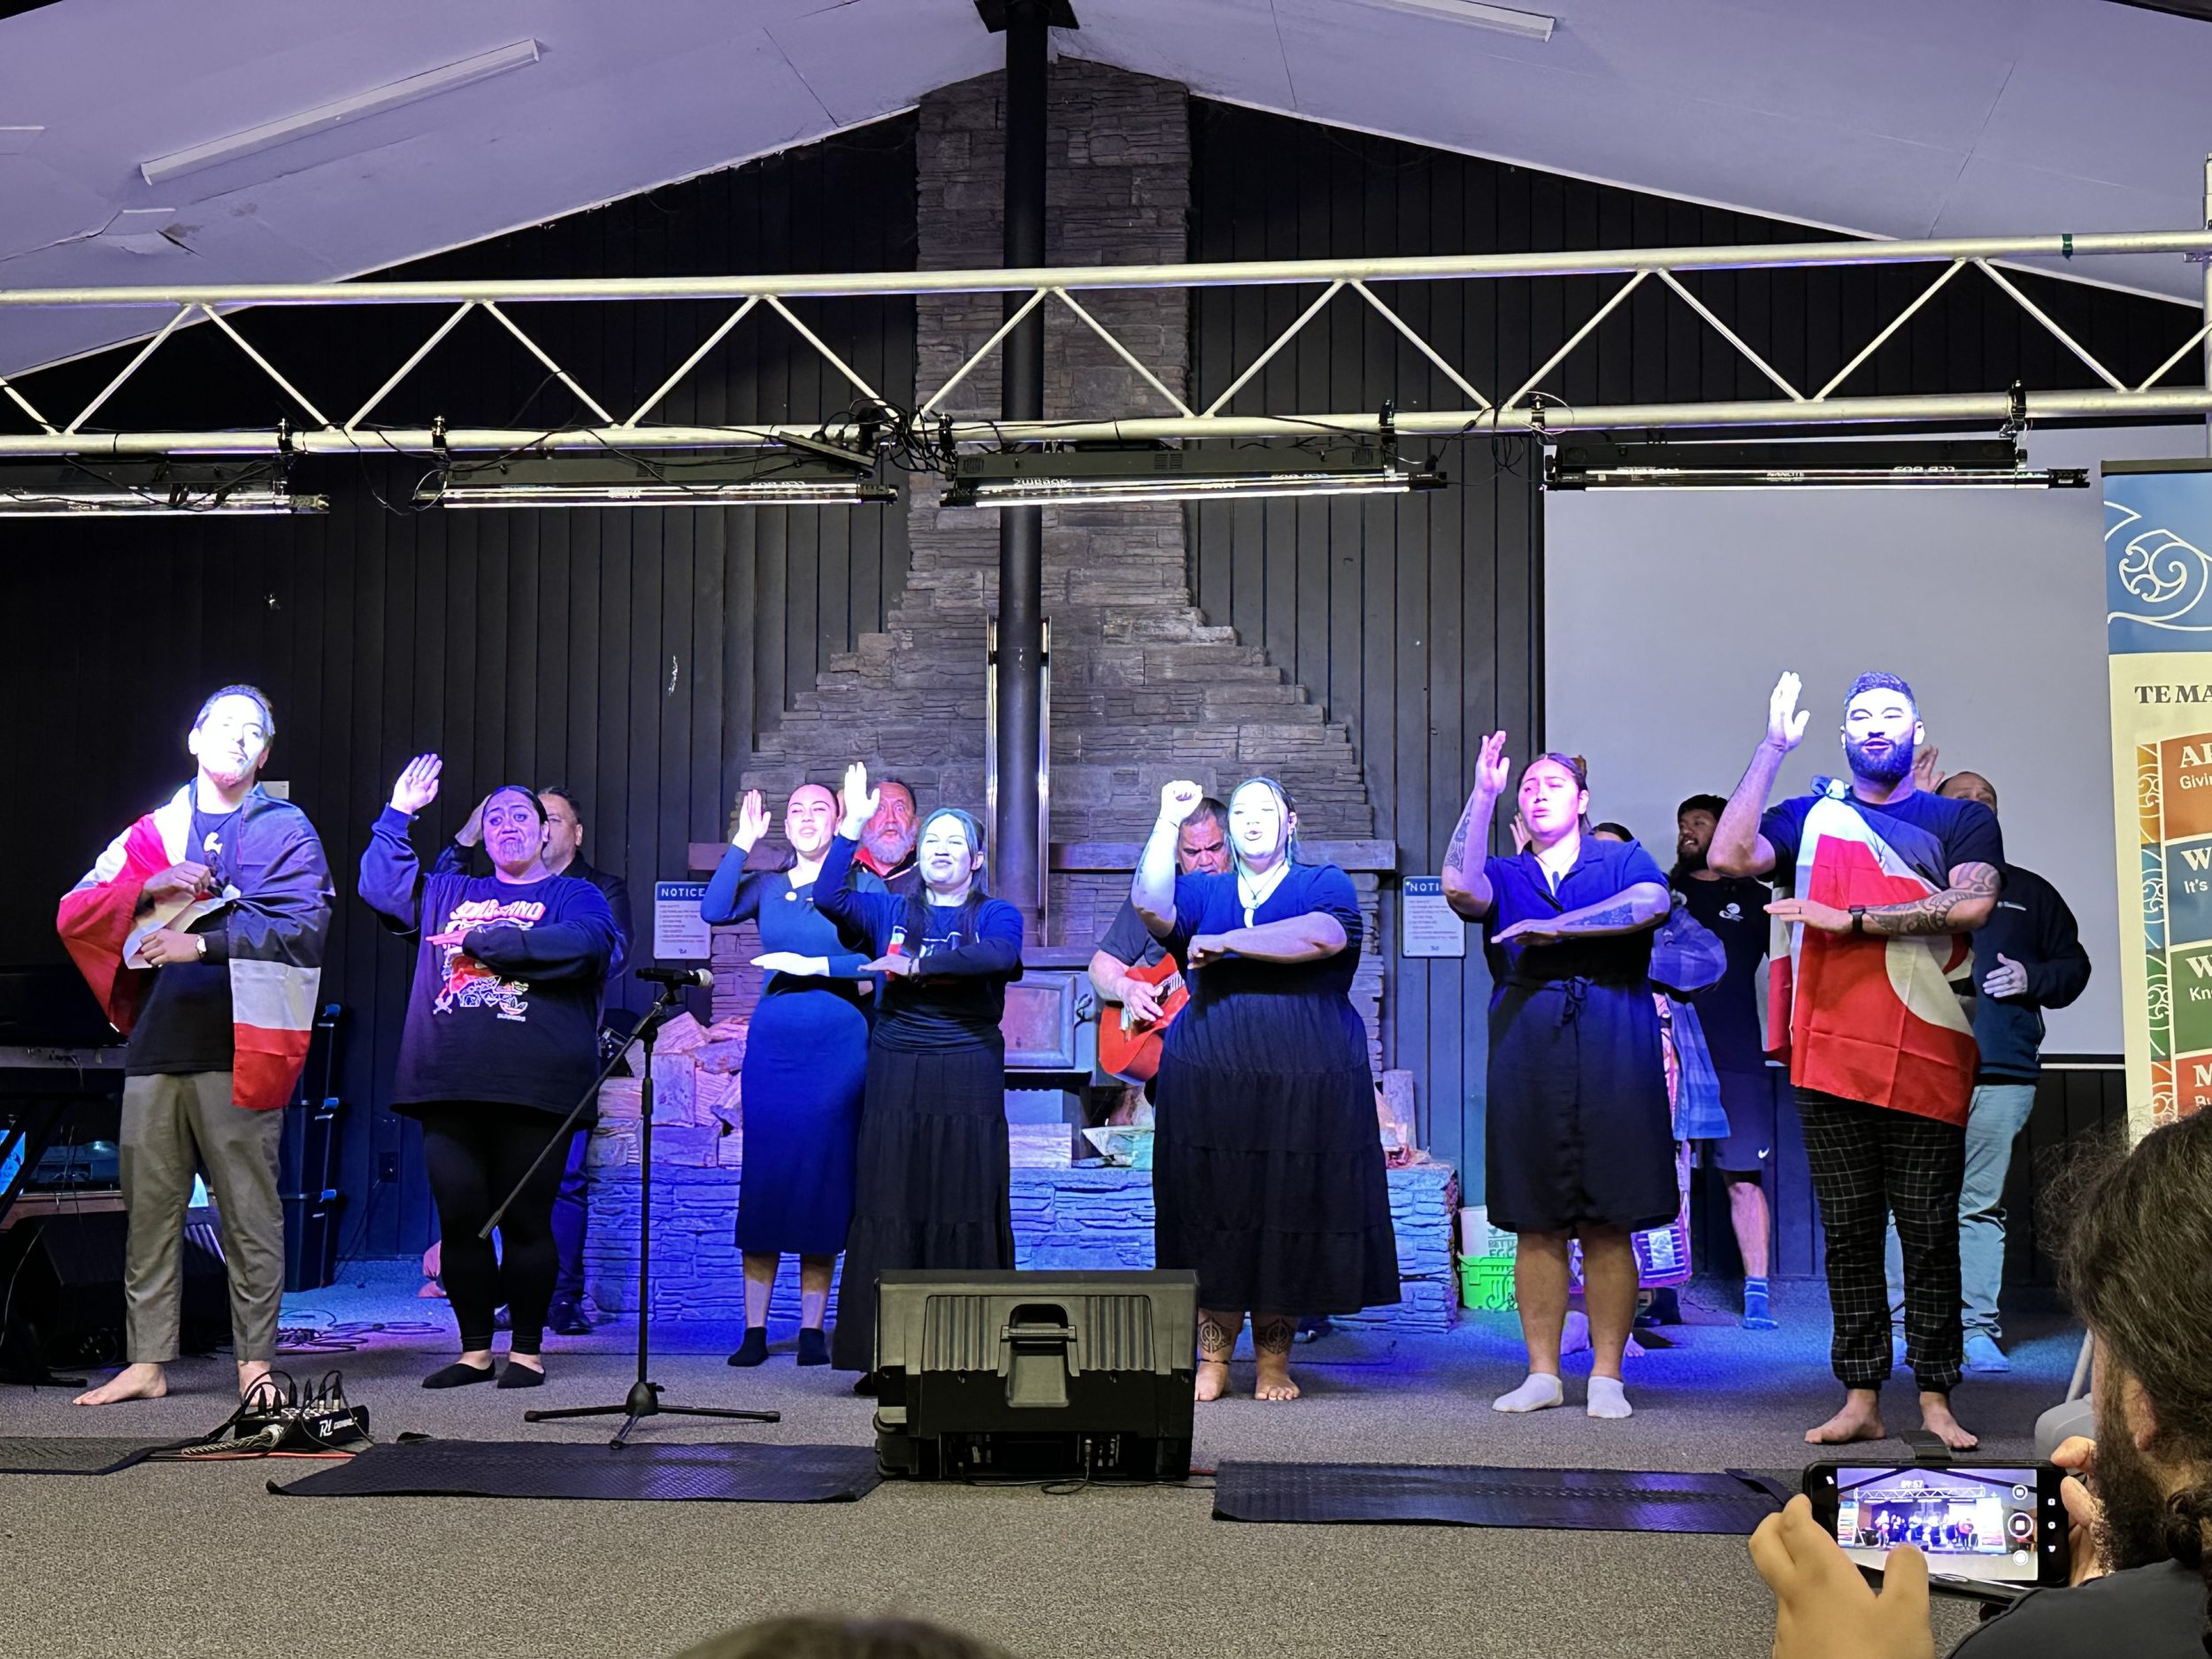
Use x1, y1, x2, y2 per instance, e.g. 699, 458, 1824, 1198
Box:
140, 41, 543, 187
940, 441, 1445, 507
1543, 439, 2088, 490
0, 461, 326, 516
415, 445, 895, 510
1366, 0, 1555, 42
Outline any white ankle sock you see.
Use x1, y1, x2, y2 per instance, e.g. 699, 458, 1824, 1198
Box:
1492, 1372, 1565, 1413
1586, 1375, 1632, 1418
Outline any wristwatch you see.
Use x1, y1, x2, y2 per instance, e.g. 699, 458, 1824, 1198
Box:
195, 934, 209, 959
1848, 905, 1868, 936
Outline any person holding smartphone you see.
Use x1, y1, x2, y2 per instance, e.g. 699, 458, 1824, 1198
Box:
1752, 1109, 2212, 1658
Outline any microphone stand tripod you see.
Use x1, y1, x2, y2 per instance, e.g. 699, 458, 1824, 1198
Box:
483, 979, 778, 1448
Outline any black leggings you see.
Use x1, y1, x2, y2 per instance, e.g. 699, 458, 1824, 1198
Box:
420, 1104, 568, 1355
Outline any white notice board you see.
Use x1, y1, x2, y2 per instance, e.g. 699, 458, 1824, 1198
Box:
654, 879, 710, 961
1401, 876, 1466, 959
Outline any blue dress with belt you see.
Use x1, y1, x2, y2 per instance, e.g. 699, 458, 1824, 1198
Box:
702, 848, 883, 1256
1480, 837, 1677, 1235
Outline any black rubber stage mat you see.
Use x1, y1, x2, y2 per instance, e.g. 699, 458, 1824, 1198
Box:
1213, 1461, 1790, 1535
0, 1437, 169, 1476
271, 1438, 883, 1503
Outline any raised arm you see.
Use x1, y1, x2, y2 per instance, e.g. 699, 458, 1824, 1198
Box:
701, 791, 772, 926
1710, 673, 1804, 879
810, 764, 893, 941
358, 756, 444, 930
1440, 731, 1513, 919
1134, 780, 1200, 938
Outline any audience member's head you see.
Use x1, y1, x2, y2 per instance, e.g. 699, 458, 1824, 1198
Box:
673, 1616, 1011, 1659
1591, 821, 1634, 843
2055, 1111, 2212, 1633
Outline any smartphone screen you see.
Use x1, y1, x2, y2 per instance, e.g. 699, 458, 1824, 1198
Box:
1813, 1465, 2061, 1585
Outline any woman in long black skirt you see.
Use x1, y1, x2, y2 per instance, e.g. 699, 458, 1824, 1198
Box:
1440, 736, 1675, 1420
812, 762, 1024, 1383
1135, 777, 1399, 1403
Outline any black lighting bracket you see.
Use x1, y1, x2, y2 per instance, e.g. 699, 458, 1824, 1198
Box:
975, 0, 1079, 29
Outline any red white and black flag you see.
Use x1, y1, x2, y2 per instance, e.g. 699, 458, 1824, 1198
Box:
1767, 784, 1978, 1126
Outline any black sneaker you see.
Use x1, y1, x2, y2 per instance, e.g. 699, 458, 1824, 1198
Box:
547, 1294, 593, 1337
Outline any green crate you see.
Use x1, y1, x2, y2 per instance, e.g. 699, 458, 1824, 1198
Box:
1457, 1254, 1517, 1312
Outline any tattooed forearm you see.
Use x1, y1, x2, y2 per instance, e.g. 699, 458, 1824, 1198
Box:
1865, 864, 2001, 936
1440, 791, 1499, 918
1555, 902, 1637, 933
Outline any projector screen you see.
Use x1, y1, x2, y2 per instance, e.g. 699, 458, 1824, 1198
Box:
1544, 426, 2208, 1056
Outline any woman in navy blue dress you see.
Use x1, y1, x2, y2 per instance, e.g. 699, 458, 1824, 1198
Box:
1135, 777, 1399, 1403
1442, 737, 1674, 1420
813, 762, 1025, 1381
703, 781, 884, 1368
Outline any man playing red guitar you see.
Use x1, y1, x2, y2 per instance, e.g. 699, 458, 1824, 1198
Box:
1089, 796, 1230, 1084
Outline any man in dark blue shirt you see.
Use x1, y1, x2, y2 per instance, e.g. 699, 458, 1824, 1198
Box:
1673, 791, 1779, 1328
1710, 672, 2002, 1453
1879, 767, 2091, 1374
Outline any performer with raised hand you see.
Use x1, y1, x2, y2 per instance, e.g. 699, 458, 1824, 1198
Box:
811, 761, 1024, 1384
1135, 777, 1398, 1404
703, 781, 885, 1368
359, 755, 619, 1390
58, 685, 331, 1408
1709, 672, 2000, 1450
1441, 735, 1675, 1419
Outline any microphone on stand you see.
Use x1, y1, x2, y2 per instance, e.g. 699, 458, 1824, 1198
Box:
636, 966, 715, 989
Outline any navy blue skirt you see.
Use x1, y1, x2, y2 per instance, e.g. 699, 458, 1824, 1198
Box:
1485, 976, 1678, 1235
733, 986, 869, 1257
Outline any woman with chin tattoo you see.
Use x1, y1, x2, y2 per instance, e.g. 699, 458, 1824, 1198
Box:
810, 763, 1025, 1384
360, 757, 618, 1390
1133, 776, 1400, 1404
702, 781, 885, 1369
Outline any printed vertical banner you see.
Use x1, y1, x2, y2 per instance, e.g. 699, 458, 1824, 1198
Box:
2104, 460, 2212, 1137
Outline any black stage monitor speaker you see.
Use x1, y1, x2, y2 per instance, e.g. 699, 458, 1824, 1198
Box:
0, 1210, 226, 1374
872, 1268, 1197, 1482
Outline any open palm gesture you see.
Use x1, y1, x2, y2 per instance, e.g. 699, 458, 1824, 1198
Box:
841, 761, 879, 835
391, 754, 442, 815
1768, 672, 1810, 753
1473, 731, 1512, 804
734, 789, 772, 852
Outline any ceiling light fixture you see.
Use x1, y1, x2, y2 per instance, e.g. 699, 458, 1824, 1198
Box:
140, 40, 543, 187
416, 445, 895, 510
940, 438, 1445, 507
1544, 439, 2087, 490
0, 460, 326, 516
1366, 0, 1555, 42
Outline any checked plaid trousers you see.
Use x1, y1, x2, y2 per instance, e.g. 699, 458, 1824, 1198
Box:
1795, 1087, 1967, 1393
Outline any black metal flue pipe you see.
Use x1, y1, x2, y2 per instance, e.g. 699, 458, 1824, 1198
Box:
993, 0, 1049, 923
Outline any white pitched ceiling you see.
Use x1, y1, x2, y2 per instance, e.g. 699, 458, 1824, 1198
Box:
1, 0, 2208, 378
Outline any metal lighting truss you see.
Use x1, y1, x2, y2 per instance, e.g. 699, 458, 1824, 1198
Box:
4, 206, 2212, 458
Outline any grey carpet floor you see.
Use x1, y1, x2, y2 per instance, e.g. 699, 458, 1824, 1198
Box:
0, 1267, 2074, 1659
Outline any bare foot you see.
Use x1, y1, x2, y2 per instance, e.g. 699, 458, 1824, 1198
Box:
1805, 1389, 1886, 1445
1253, 1356, 1301, 1402
73, 1362, 168, 1407
238, 1359, 276, 1404
1920, 1393, 1978, 1451
1194, 1359, 1231, 1402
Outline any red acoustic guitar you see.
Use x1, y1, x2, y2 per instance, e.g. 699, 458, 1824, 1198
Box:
1097, 955, 1190, 1084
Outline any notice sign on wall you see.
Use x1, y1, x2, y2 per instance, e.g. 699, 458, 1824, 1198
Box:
1401, 876, 1466, 958
654, 879, 711, 961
